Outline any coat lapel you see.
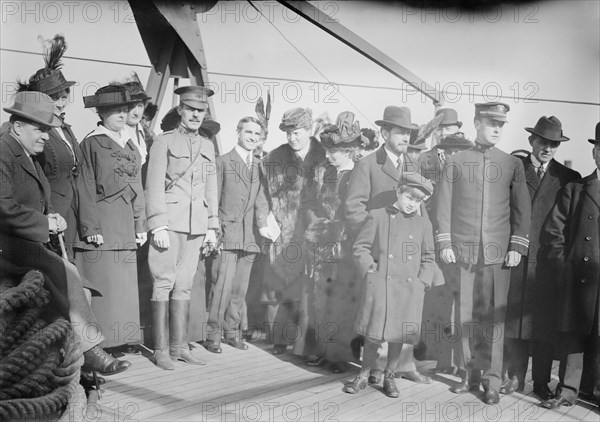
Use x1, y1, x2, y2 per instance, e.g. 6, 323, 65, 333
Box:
582, 172, 600, 210
230, 148, 250, 188
523, 155, 540, 196
5, 134, 42, 183
533, 159, 560, 202
378, 146, 400, 182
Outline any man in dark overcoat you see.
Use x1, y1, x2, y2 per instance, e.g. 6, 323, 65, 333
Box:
540, 122, 600, 410
502, 116, 580, 399
0, 91, 131, 377
434, 102, 531, 405
345, 106, 431, 384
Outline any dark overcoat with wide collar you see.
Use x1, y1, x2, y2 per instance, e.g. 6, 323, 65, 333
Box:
543, 172, 600, 336
506, 156, 580, 339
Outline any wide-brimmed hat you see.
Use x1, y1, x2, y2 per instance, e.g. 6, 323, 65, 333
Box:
279, 107, 313, 132
23, 35, 76, 97
3, 91, 62, 127
174, 86, 213, 110
437, 132, 474, 150
436, 108, 462, 128
375, 106, 417, 130
83, 85, 139, 109
320, 111, 364, 149
28, 69, 76, 97
588, 122, 600, 144
525, 116, 569, 142
475, 102, 510, 123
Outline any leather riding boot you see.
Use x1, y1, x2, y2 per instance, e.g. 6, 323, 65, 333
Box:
152, 300, 175, 370
383, 369, 400, 398
343, 367, 370, 394
170, 299, 205, 365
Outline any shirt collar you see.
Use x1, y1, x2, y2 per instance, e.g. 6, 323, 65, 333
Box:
384, 145, 402, 164
234, 145, 252, 163
89, 125, 131, 148
9, 133, 31, 157
529, 154, 548, 170
596, 168, 600, 181
337, 159, 355, 172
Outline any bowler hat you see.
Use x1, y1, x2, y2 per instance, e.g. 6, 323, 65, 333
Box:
437, 132, 473, 150
175, 85, 214, 110
588, 122, 600, 144
375, 106, 417, 130
320, 111, 363, 149
475, 102, 510, 123
525, 116, 569, 142
279, 107, 313, 132
83, 85, 139, 109
3, 91, 61, 127
436, 108, 462, 128
397, 172, 434, 196
29, 69, 76, 97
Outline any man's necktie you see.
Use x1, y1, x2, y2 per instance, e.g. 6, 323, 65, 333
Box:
397, 154, 404, 174
537, 165, 544, 180
246, 153, 252, 169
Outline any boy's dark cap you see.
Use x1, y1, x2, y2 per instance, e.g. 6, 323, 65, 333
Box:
397, 172, 433, 196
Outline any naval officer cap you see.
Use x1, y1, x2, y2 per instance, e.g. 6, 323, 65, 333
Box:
174, 86, 214, 110
475, 102, 510, 123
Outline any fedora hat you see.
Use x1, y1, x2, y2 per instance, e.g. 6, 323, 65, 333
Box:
525, 116, 569, 142
3, 91, 61, 127
83, 85, 139, 109
588, 122, 600, 144
436, 108, 462, 128
375, 106, 417, 130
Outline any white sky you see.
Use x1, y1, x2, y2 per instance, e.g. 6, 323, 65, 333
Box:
1, 0, 599, 173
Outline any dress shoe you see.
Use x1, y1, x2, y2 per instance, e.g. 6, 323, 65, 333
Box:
383, 369, 400, 398
451, 369, 481, 394
272, 344, 287, 355
342, 367, 370, 394
541, 395, 573, 409
483, 388, 500, 405
203, 340, 222, 354
306, 356, 327, 366
224, 337, 248, 350
499, 376, 520, 395
396, 370, 432, 384
533, 382, 555, 400
82, 346, 131, 376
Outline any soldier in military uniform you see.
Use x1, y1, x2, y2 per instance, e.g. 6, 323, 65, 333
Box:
145, 86, 219, 370
434, 102, 531, 405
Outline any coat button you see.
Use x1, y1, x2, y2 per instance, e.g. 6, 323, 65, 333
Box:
391, 215, 395, 219
407, 277, 412, 283
388, 254, 393, 259
581, 278, 586, 283
588, 215, 594, 220
583, 256, 589, 262
387, 276, 391, 281
585, 236, 591, 241
408, 234, 414, 240
408, 255, 413, 260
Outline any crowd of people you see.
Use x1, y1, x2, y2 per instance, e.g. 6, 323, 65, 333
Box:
0, 34, 599, 411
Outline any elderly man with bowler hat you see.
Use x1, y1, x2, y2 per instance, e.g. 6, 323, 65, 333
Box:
418, 108, 462, 181
0, 91, 132, 379
145, 85, 218, 370
540, 122, 600, 410
261, 107, 330, 356
434, 102, 531, 405
501, 116, 580, 399
345, 105, 432, 385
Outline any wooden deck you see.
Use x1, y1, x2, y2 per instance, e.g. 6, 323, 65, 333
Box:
86, 339, 598, 422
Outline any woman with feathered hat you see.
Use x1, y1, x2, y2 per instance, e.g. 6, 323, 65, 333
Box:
301, 112, 364, 372
73, 84, 147, 349
7, 34, 102, 260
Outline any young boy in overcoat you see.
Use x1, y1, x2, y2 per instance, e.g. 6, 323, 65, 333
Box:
344, 173, 436, 398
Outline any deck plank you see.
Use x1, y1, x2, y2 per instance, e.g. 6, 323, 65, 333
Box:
88, 340, 598, 422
